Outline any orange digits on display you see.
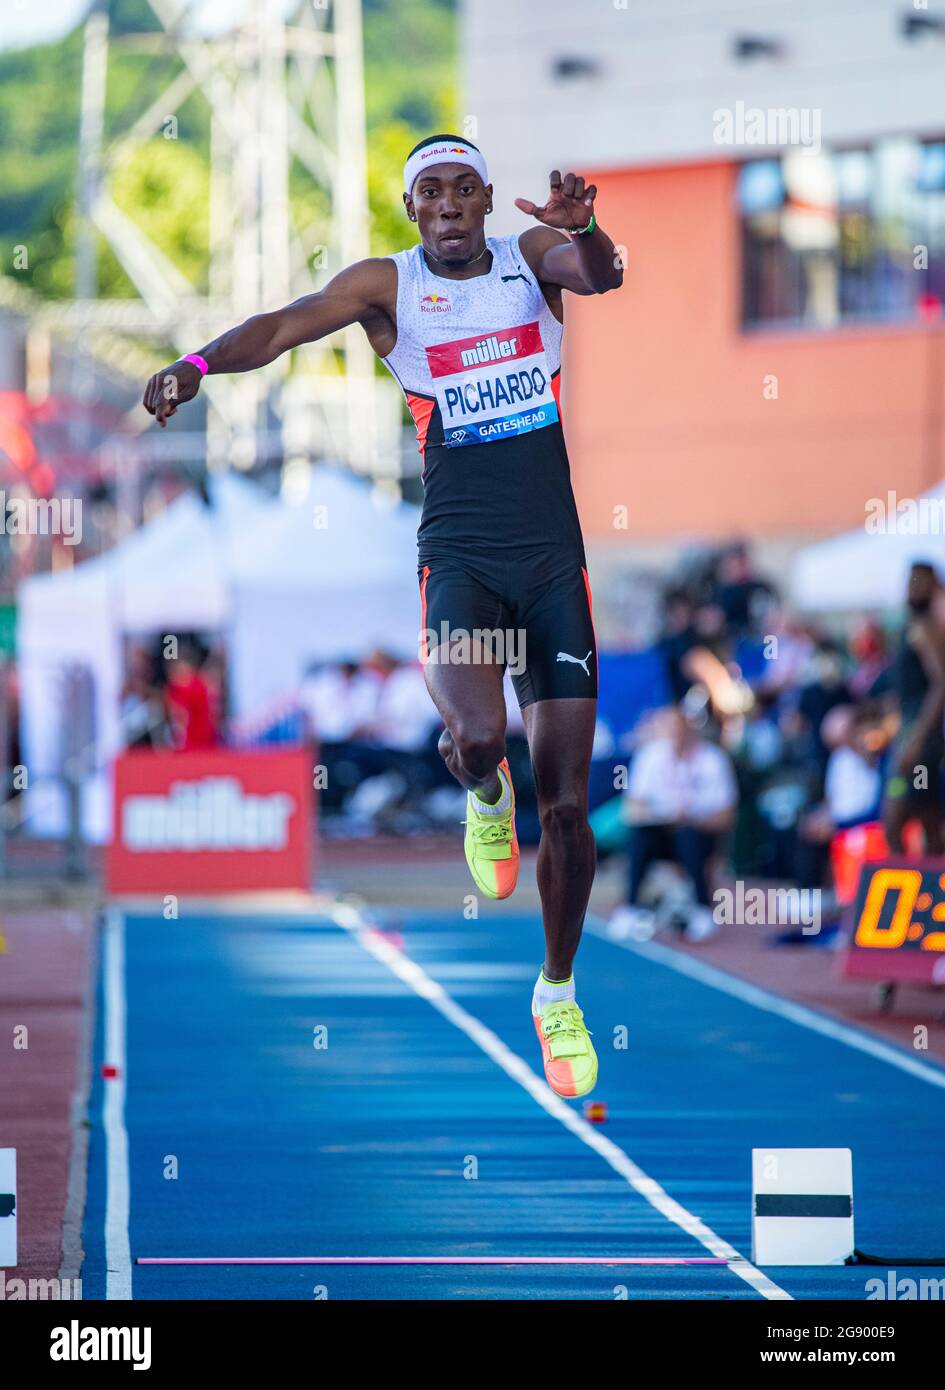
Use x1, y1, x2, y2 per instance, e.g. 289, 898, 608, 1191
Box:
854, 868, 922, 949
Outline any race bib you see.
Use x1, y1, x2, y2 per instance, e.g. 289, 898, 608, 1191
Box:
425, 321, 559, 448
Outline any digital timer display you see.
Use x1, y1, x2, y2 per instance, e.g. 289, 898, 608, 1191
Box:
840, 858, 945, 984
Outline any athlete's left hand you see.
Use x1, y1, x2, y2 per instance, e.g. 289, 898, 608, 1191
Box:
515, 171, 596, 232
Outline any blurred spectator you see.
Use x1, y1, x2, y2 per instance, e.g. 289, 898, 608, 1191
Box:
795, 703, 890, 887
120, 645, 166, 749
755, 609, 816, 695
611, 706, 738, 942
722, 692, 783, 875
794, 637, 852, 777
848, 619, 890, 701
711, 540, 776, 637
823, 703, 889, 829
311, 652, 442, 824
659, 588, 702, 704
882, 562, 945, 853
299, 659, 380, 743
201, 648, 227, 734
692, 598, 730, 657
297, 659, 371, 810
165, 639, 219, 751
297, 659, 381, 813
658, 587, 747, 715
724, 694, 782, 774
369, 652, 440, 754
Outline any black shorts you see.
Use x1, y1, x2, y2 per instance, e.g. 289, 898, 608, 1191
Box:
418, 550, 598, 706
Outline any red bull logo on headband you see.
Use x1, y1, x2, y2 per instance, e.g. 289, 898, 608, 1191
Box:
404, 142, 489, 195
420, 144, 471, 161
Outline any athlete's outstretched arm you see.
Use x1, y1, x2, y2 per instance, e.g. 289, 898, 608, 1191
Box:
143, 258, 394, 426
516, 171, 623, 296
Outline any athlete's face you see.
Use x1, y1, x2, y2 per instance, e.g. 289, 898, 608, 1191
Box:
404, 163, 492, 267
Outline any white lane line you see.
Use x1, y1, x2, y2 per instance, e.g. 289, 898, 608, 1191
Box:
103, 907, 132, 1300
329, 900, 790, 1301
587, 917, 945, 1093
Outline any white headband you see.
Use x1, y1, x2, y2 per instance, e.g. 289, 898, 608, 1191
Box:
404, 142, 489, 197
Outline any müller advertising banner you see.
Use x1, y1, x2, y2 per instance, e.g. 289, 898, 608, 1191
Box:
106, 748, 314, 894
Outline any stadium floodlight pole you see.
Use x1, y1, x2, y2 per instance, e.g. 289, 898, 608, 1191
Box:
259, 8, 291, 314
334, 0, 379, 477
54, 0, 391, 488
213, 0, 273, 473
72, 0, 109, 459
74, 2, 108, 307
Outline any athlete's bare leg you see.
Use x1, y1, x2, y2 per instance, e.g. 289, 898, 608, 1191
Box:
423, 639, 506, 805
917, 804, 945, 855
522, 697, 597, 981
883, 797, 909, 854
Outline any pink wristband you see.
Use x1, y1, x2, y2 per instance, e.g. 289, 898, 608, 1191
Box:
182, 353, 208, 376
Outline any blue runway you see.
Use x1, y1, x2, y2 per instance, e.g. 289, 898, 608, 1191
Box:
81, 902, 945, 1300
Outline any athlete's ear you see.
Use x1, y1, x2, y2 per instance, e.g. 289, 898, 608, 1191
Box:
403, 192, 416, 222
485, 182, 494, 214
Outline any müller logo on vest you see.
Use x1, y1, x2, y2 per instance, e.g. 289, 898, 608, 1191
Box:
460, 334, 521, 367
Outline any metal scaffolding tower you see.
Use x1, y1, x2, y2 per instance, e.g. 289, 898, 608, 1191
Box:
63, 0, 395, 484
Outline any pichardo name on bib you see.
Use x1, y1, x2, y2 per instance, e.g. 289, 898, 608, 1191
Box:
425, 320, 559, 448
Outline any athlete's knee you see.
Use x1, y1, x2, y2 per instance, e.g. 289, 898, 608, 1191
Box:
538, 796, 590, 842
449, 721, 505, 778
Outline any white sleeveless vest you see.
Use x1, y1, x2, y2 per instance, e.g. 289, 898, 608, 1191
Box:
381, 234, 564, 454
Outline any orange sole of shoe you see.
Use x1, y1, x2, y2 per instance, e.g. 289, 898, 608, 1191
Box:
532, 1014, 596, 1098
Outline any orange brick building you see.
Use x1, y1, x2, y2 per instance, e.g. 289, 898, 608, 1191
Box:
464, 0, 945, 568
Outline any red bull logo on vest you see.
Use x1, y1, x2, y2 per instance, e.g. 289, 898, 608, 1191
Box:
420, 292, 452, 313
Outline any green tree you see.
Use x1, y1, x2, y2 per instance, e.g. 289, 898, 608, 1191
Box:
1, 0, 458, 297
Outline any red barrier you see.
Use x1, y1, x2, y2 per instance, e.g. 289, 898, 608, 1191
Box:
106, 748, 314, 894
830, 819, 923, 906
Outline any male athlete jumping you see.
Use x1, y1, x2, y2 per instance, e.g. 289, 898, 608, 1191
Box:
143, 135, 623, 1097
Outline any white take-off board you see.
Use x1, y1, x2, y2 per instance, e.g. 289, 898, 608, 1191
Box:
752, 1148, 854, 1266
0, 1149, 16, 1268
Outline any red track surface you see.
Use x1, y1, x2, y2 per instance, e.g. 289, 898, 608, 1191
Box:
0, 907, 94, 1281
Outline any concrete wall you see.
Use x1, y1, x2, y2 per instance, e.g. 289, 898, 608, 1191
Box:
562, 158, 945, 544
463, 0, 945, 232
461, 0, 945, 551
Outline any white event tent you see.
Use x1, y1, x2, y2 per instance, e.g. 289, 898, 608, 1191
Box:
16, 468, 421, 839
227, 469, 422, 720
791, 483, 945, 612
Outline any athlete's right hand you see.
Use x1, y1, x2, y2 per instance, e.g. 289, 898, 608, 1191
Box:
143, 359, 204, 428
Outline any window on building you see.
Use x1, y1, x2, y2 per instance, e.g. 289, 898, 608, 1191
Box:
739, 137, 945, 328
